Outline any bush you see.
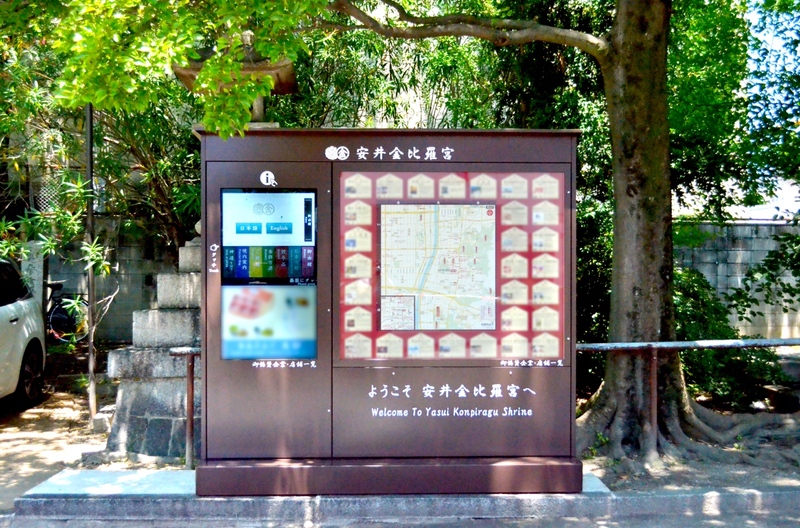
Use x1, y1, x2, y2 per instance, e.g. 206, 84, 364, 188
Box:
674, 267, 787, 411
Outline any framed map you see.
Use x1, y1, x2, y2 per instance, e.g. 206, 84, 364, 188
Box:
338, 171, 566, 361
380, 204, 496, 330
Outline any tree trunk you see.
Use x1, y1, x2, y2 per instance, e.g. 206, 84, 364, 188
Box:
580, 0, 679, 463
325, 0, 800, 466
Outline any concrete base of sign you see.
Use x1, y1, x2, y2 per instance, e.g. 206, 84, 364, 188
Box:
196, 457, 583, 495
15, 468, 800, 527
13, 468, 606, 527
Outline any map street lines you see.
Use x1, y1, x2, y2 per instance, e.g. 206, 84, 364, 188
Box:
380, 204, 496, 330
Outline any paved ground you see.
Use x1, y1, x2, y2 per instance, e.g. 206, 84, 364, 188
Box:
6, 513, 800, 527
4, 389, 800, 527
0, 392, 107, 514
349, 515, 800, 527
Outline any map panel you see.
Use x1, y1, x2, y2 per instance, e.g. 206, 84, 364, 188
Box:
338, 170, 568, 362
380, 204, 496, 331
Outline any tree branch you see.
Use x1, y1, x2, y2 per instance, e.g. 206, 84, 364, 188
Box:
380, 0, 534, 30
326, 0, 610, 66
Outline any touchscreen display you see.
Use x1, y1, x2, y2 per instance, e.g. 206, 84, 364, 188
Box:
220, 189, 317, 360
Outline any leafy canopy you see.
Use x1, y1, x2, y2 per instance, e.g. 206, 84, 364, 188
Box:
42, 0, 328, 137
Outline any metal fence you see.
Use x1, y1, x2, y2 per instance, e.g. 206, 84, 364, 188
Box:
576, 338, 800, 451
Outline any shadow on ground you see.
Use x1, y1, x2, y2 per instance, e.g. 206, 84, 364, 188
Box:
0, 392, 106, 512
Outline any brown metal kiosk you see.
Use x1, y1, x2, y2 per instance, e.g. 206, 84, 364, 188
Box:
196, 129, 582, 495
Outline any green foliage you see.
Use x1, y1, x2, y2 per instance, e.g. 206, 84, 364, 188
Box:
80, 237, 111, 275
47, 0, 329, 137
71, 373, 89, 393
92, 82, 203, 250
583, 431, 610, 459
725, 232, 800, 322
747, 1, 800, 184
262, 30, 414, 128
411, 36, 497, 129
47, 341, 78, 355
675, 267, 786, 411
674, 267, 740, 342
2, 13, 201, 260
668, 0, 760, 214
672, 223, 719, 249
260, 28, 496, 130
173, 182, 201, 223
0, 170, 91, 260
575, 199, 613, 396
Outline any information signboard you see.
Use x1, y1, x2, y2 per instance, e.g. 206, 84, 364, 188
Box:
197, 129, 581, 496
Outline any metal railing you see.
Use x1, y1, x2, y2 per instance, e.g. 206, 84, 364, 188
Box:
170, 339, 800, 468
576, 338, 800, 455
170, 347, 201, 470
577, 338, 800, 352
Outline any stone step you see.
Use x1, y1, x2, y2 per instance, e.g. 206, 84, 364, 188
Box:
157, 273, 201, 309
14, 470, 613, 527
132, 309, 200, 348
16, 469, 800, 527
107, 346, 202, 379
179, 241, 201, 273
106, 378, 201, 458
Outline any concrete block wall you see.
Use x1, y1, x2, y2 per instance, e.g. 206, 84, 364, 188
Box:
675, 222, 800, 339
46, 221, 176, 343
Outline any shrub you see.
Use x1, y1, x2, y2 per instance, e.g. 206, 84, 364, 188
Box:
674, 267, 786, 411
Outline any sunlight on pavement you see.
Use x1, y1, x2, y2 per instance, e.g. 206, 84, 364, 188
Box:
0, 393, 107, 512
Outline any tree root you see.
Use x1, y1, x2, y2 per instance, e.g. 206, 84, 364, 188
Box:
656, 430, 682, 461
687, 399, 800, 443
664, 401, 754, 464
575, 346, 800, 473
656, 397, 800, 471
576, 384, 616, 455
577, 384, 800, 471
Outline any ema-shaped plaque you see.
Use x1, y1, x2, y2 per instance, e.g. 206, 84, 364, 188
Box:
501, 333, 530, 358
438, 333, 467, 358
344, 173, 372, 198
439, 173, 467, 199
345, 333, 372, 359
408, 173, 435, 199
376, 333, 404, 358
469, 173, 498, 199
531, 174, 560, 199
376, 173, 404, 199
469, 333, 498, 358
344, 200, 372, 225
408, 333, 435, 358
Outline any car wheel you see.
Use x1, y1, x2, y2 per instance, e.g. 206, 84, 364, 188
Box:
14, 345, 44, 405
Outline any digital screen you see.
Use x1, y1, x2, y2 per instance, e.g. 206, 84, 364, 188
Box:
221, 190, 316, 284
221, 189, 317, 360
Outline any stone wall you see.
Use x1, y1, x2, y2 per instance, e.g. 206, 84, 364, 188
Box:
675, 222, 800, 339
104, 239, 201, 459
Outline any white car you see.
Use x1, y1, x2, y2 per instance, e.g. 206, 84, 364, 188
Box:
0, 259, 46, 405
